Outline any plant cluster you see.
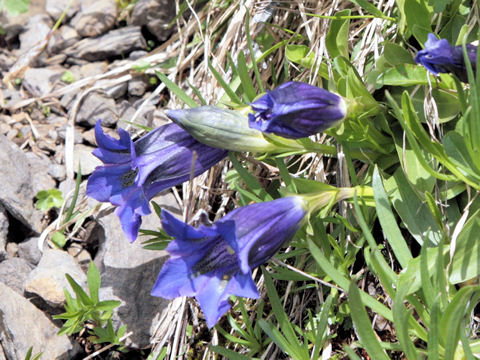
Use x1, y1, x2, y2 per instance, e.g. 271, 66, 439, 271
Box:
51, 0, 480, 358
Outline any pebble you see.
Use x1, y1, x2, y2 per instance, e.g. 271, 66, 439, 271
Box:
65, 26, 147, 61
0, 257, 33, 294
74, 91, 118, 127
71, 0, 117, 37
25, 249, 87, 309
130, 0, 175, 42
0, 282, 78, 359
18, 237, 43, 266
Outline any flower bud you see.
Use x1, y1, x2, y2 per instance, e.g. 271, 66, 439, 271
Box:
415, 33, 477, 83
166, 106, 283, 152
248, 81, 347, 139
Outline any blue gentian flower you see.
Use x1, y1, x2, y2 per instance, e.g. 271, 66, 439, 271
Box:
248, 81, 347, 139
86, 121, 227, 242
151, 196, 307, 327
415, 33, 477, 82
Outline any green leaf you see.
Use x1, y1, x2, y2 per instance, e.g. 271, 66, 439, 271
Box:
372, 167, 412, 268
61, 71, 75, 84
347, 0, 386, 17
374, 64, 429, 87
87, 262, 101, 303
427, 296, 440, 360
155, 71, 198, 108
35, 189, 64, 211
65, 274, 92, 306
209, 345, 257, 360
392, 284, 420, 359
399, 0, 432, 42
428, 0, 451, 13
229, 154, 273, 202
236, 51, 256, 102
51, 231, 67, 249
326, 9, 351, 59
308, 239, 393, 322
285, 44, 315, 68
3, 0, 30, 16
94, 300, 122, 312
384, 169, 443, 246
449, 209, 480, 284
443, 131, 480, 181
383, 42, 416, 66
441, 286, 480, 359
348, 282, 390, 360
262, 269, 309, 359
398, 245, 448, 296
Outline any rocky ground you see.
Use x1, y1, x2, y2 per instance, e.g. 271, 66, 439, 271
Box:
0, 0, 187, 358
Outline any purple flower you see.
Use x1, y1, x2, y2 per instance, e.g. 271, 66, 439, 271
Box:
86, 121, 227, 242
151, 196, 307, 327
415, 33, 477, 82
248, 81, 346, 139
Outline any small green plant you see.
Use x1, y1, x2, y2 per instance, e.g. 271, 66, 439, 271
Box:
24, 347, 42, 360
60, 71, 75, 84
53, 262, 127, 349
35, 189, 64, 211
41, 105, 51, 117
0, 0, 30, 16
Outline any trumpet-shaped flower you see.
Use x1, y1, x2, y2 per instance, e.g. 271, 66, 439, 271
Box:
86, 121, 227, 242
248, 81, 347, 139
151, 196, 307, 327
415, 33, 477, 82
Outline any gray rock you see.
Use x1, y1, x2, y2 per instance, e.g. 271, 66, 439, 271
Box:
81, 127, 96, 145
130, 0, 175, 42
71, 0, 117, 37
18, 14, 53, 55
105, 81, 128, 99
128, 76, 148, 97
0, 205, 7, 261
5, 243, 18, 259
95, 192, 180, 348
47, 25, 80, 53
25, 249, 87, 309
26, 152, 56, 194
129, 50, 148, 60
22, 67, 63, 97
18, 237, 43, 266
69, 61, 108, 80
74, 144, 102, 175
67, 243, 92, 270
0, 257, 33, 294
48, 163, 66, 181
46, 0, 80, 20
74, 91, 118, 127
0, 134, 43, 233
58, 125, 83, 144
0, 282, 77, 360
66, 26, 147, 61
117, 100, 150, 128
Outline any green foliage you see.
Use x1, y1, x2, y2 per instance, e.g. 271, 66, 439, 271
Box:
1, 0, 30, 16
35, 189, 64, 211
53, 262, 126, 349
24, 347, 42, 360
140, 201, 174, 250
60, 71, 75, 84
144, 1, 480, 358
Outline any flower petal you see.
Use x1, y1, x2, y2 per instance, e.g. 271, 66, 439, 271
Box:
195, 275, 232, 328
151, 257, 201, 298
